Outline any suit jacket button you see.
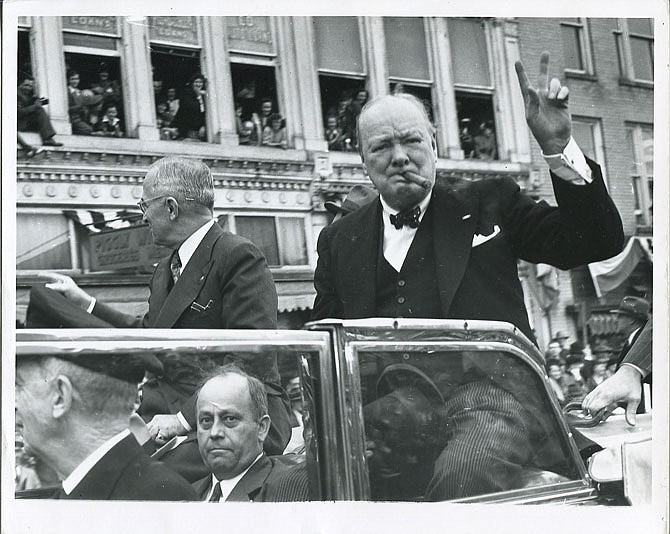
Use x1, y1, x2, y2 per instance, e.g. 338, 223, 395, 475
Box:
397, 296, 406, 304
397, 279, 406, 287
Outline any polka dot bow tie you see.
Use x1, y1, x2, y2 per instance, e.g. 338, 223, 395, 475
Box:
390, 206, 420, 229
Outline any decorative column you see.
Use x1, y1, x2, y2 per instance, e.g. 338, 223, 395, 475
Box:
285, 17, 327, 151
495, 18, 531, 164
201, 17, 238, 145
361, 17, 388, 99
427, 17, 462, 160
31, 17, 70, 134
120, 16, 159, 140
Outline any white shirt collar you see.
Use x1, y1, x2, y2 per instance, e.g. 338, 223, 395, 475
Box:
206, 452, 263, 502
177, 219, 216, 274
380, 191, 432, 221
62, 429, 130, 495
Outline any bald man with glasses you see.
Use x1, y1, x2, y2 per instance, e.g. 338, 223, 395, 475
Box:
41, 156, 291, 471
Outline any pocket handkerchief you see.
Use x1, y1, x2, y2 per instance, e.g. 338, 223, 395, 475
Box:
472, 225, 501, 248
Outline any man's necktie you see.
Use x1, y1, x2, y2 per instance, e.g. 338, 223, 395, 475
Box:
170, 252, 181, 286
389, 206, 421, 229
209, 482, 222, 502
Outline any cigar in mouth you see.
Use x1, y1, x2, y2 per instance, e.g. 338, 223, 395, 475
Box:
403, 171, 432, 189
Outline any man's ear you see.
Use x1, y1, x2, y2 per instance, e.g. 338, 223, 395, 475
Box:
257, 414, 271, 443
431, 135, 438, 162
166, 197, 179, 220
51, 375, 74, 419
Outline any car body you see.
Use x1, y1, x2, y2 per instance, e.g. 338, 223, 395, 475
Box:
14, 319, 651, 504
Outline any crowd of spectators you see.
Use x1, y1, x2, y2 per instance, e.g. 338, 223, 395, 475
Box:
235, 97, 288, 149
459, 118, 498, 160
543, 331, 635, 407
66, 64, 125, 138
322, 88, 369, 152
154, 74, 209, 141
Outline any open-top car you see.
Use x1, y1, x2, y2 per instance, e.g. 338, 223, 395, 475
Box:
15, 319, 651, 504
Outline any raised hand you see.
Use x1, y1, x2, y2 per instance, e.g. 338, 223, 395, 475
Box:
515, 51, 572, 155
39, 272, 94, 308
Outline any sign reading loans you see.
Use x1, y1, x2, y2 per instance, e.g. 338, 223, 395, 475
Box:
61, 16, 119, 36
149, 17, 199, 47
89, 225, 170, 272
225, 16, 274, 55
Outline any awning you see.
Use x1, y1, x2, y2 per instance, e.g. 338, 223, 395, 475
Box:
587, 237, 652, 298
63, 209, 143, 232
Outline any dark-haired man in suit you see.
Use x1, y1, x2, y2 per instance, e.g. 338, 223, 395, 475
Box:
311, 52, 624, 499
42, 156, 291, 462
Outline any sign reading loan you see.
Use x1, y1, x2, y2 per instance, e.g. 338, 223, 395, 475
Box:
62, 16, 119, 36
149, 16, 199, 46
90, 225, 170, 272
225, 16, 274, 55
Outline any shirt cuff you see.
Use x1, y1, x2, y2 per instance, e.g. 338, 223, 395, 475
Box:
176, 411, 192, 432
620, 362, 646, 379
86, 297, 97, 314
542, 137, 593, 185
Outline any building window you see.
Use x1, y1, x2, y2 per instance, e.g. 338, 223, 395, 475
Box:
313, 16, 367, 152
384, 18, 434, 123
148, 17, 207, 141
571, 117, 606, 183
626, 124, 653, 229
447, 18, 498, 161
17, 212, 74, 270
18, 25, 32, 80
560, 18, 594, 74
61, 17, 127, 138
610, 18, 653, 83
225, 17, 287, 148
230, 215, 308, 267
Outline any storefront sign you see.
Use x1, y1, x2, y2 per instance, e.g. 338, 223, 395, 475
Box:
225, 16, 274, 55
89, 225, 170, 272
62, 16, 119, 36
149, 16, 199, 47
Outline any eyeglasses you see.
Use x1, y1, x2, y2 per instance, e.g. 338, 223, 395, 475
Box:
137, 195, 167, 214
137, 195, 197, 214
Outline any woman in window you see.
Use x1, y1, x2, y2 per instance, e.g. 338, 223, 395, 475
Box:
261, 113, 288, 149
173, 73, 207, 141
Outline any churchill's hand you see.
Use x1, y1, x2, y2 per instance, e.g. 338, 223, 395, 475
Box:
515, 51, 571, 155
582, 366, 643, 426
147, 413, 187, 445
40, 272, 94, 309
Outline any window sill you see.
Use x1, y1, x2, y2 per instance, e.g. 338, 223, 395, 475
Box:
619, 78, 653, 90
17, 271, 152, 288
564, 71, 598, 82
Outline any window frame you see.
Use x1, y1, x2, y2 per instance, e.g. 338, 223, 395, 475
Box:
613, 18, 654, 85
560, 18, 595, 76
220, 211, 311, 268
626, 123, 654, 229
571, 116, 607, 186
16, 208, 80, 273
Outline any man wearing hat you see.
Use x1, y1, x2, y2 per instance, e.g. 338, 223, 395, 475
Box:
15, 350, 196, 500
324, 184, 378, 223
611, 296, 650, 365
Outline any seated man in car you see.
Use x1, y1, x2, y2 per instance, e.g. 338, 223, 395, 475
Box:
192, 364, 308, 502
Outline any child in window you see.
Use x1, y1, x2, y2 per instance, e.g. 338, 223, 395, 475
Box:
261, 113, 288, 149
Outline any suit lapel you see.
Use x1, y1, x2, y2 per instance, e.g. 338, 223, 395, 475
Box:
153, 224, 222, 328
431, 182, 478, 316
192, 476, 214, 501
339, 200, 381, 317
66, 434, 140, 499
226, 454, 272, 502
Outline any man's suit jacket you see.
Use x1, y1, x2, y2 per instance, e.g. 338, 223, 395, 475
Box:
619, 321, 652, 381
192, 454, 309, 502
57, 434, 196, 501
312, 159, 624, 342
92, 223, 291, 455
